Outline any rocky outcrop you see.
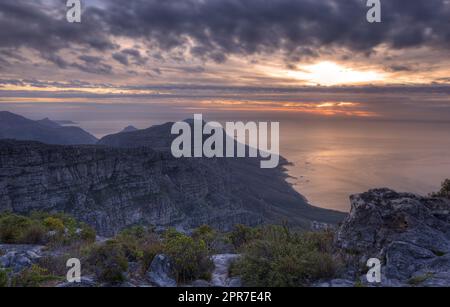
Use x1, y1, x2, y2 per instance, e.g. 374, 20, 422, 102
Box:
146, 254, 177, 287
0, 140, 344, 236
335, 188, 450, 286
210, 254, 241, 287
0, 245, 44, 273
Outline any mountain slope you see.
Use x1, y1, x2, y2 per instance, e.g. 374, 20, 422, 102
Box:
0, 111, 97, 145
99, 121, 346, 229
0, 138, 345, 236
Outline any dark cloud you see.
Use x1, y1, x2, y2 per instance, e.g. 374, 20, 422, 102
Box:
0, 0, 449, 71
112, 52, 129, 66
0, 0, 115, 71
178, 66, 206, 74
386, 64, 414, 72
72, 55, 112, 74
100, 0, 450, 63
112, 48, 147, 66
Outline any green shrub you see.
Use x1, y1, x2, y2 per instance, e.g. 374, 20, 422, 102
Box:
192, 225, 217, 253
0, 269, 8, 287
115, 226, 160, 262
0, 214, 45, 244
431, 179, 450, 199
43, 217, 65, 232
11, 265, 60, 287
79, 224, 96, 243
163, 229, 213, 283
87, 241, 128, 284
228, 224, 261, 250
232, 227, 338, 287
21, 222, 46, 244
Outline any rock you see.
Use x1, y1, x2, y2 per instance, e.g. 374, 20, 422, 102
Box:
211, 254, 240, 287
56, 276, 97, 288
0, 245, 44, 273
314, 279, 355, 287
335, 188, 450, 286
146, 254, 177, 287
190, 280, 212, 287
227, 277, 242, 287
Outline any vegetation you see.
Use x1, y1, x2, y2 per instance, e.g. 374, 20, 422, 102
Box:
86, 240, 129, 284
0, 211, 340, 287
228, 224, 261, 250
0, 269, 8, 287
408, 273, 434, 286
163, 228, 214, 283
11, 265, 60, 287
0, 212, 96, 246
230, 226, 339, 287
431, 179, 450, 199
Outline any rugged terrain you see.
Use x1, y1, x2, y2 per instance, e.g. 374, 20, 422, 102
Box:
0, 140, 343, 236
330, 188, 450, 287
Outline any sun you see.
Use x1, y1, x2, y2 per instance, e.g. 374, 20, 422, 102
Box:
286, 61, 385, 86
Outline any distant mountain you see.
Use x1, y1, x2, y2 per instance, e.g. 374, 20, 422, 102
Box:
54, 120, 78, 126
0, 111, 97, 145
98, 122, 173, 148
120, 125, 139, 133
35, 118, 61, 129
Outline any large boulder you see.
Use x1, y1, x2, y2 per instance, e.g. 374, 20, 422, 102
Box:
0, 245, 43, 273
146, 254, 177, 287
335, 188, 450, 286
210, 254, 241, 287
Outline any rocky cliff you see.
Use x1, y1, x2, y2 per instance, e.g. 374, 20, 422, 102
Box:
0, 140, 344, 236
334, 188, 450, 286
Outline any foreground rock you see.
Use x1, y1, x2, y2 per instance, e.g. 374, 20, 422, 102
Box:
211, 254, 241, 287
335, 188, 450, 287
146, 254, 177, 287
0, 245, 44, 273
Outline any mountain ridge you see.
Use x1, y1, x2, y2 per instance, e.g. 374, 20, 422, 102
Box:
0, 111, 97, 145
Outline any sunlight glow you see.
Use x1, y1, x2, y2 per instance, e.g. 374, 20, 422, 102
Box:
286, 61, 385, 86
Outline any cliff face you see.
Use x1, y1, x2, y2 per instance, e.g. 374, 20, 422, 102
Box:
335, 189, 450, 286
0, 140, 344, 236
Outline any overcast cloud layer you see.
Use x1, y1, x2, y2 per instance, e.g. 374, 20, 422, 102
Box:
0, 0, 450, 122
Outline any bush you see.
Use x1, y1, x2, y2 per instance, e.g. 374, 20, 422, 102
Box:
163, 229, 213, 283
0, 269, 8, 287
11, 265, 59, 287
431, 179, 450, 199
0, 214, 45, 244
79, 224, 96, 243
232, 227, 338, 287
115, 226, 161, 263
21, 222, 46, 244
228, 224, 261, 250
43, 217, 65, 232
87, 241, 128, 284
192, 225, 217, 253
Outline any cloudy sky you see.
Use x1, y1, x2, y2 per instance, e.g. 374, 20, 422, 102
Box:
1, 0, 450, 126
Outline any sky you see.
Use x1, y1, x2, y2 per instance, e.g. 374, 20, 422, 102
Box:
0, 0, 450, 123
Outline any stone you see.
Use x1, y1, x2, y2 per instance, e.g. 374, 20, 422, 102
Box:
211, 254, 240, 287
335, 188, 450, 286
146, 254, 177, 287
190, 280, 211, 287
56, 276, 97, 288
